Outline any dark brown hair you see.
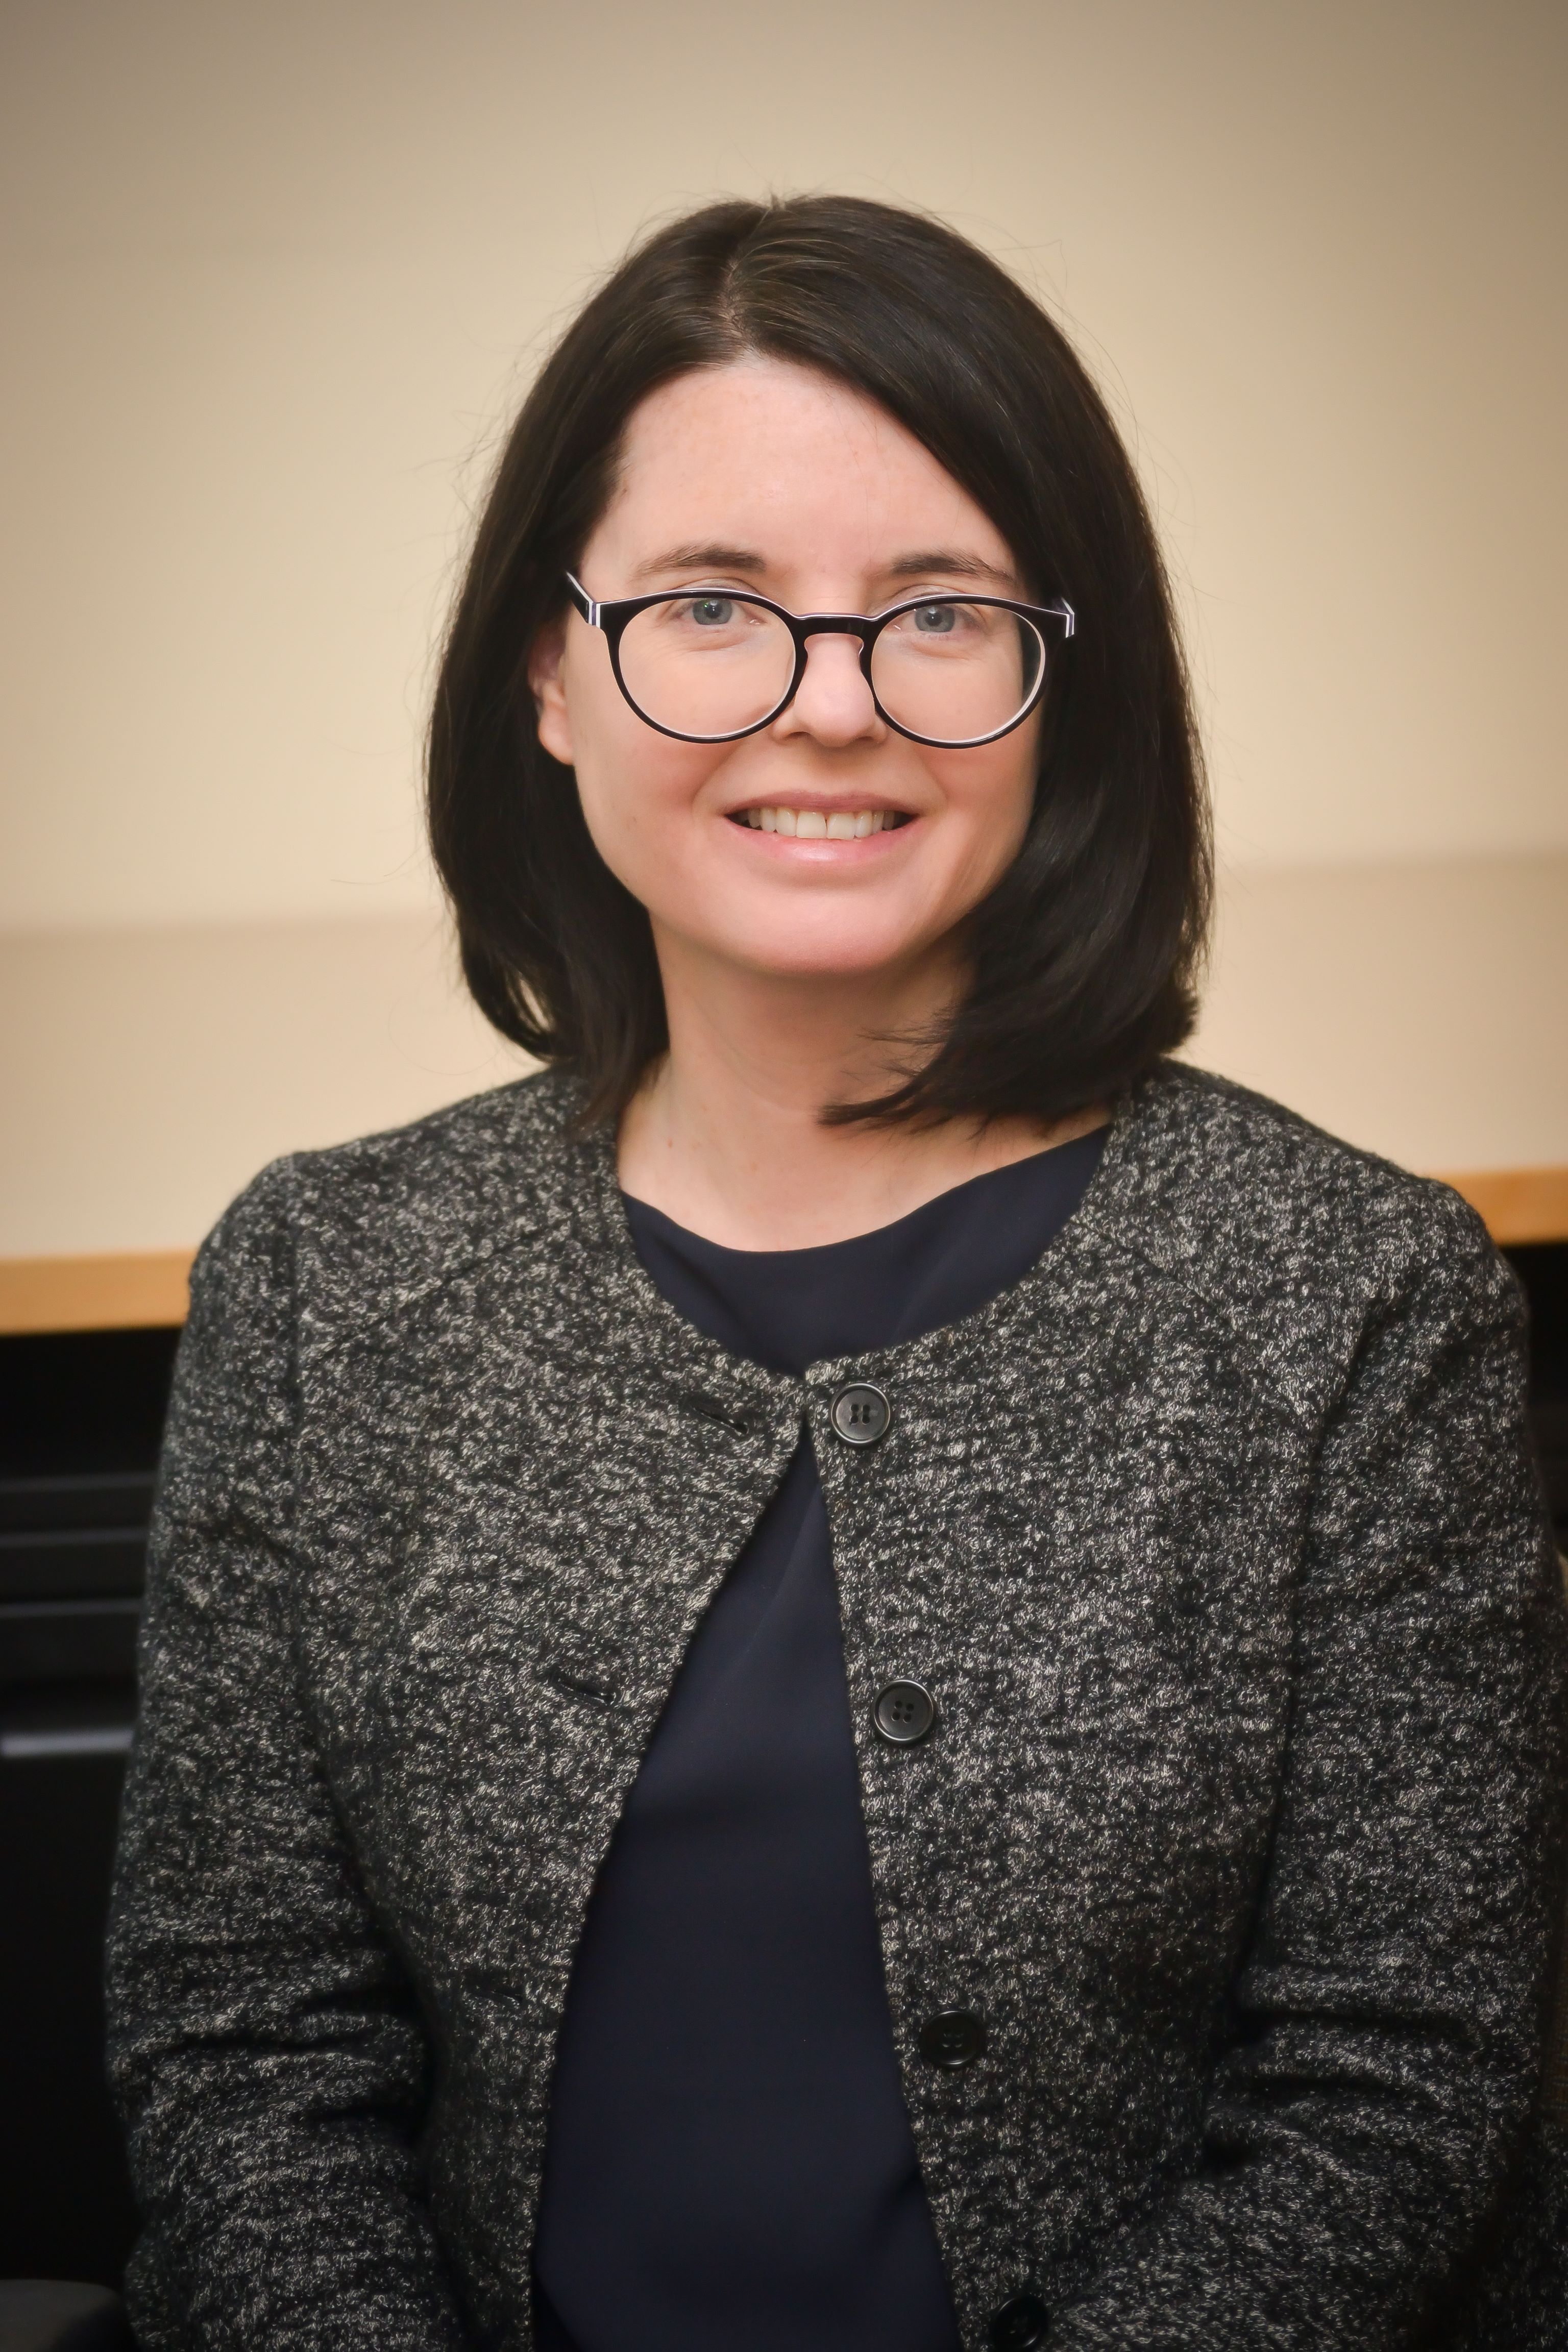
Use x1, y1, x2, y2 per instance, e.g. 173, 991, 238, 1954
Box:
427, 194, 1210, 1128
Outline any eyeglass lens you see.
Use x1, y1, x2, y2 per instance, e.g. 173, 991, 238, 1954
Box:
615, 595, 1046, 744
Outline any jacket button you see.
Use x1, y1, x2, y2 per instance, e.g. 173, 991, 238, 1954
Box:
872, 1679, 936, 1744
830, 1381, 891, 1446
990, 2293, 1050, 2349
918, 2007, 987, 2069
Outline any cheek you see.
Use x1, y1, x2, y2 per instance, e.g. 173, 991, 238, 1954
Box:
926, 731, 1039, 875
567, 692, 721, 897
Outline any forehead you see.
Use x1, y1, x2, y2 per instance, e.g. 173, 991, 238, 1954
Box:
594, 356, 1015, 573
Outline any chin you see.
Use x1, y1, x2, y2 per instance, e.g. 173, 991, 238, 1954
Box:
724, 925, 938, 984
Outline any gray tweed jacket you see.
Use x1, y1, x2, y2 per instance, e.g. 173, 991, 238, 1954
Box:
106, 1063, 1567, 2352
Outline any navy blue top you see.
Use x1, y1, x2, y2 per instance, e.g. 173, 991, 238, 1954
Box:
532, 1131, 1106, 2352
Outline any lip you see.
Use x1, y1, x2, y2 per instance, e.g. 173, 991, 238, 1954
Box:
729, 826, 915, 856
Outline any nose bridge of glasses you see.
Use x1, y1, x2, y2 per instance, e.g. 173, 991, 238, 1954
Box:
797, 611, 873, 641
792, 612, 877, 690
793, 616, 879, 705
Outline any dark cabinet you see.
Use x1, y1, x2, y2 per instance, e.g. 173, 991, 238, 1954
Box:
1, 1328, 178, 2291
1511, 1242, 1568, 1546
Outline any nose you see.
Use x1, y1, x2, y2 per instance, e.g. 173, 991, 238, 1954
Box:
773, 630, 884, 748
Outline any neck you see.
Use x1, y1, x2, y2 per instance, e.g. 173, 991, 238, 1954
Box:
615, 931, 1108, 1250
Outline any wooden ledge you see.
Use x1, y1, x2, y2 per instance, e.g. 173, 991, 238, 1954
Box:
0, 1250, 194, 1335
1439, 1168, 1568, 1250
1, 1168, 1564, 1335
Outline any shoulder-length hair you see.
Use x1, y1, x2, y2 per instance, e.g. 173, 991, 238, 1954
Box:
427, 194, 1210, 1130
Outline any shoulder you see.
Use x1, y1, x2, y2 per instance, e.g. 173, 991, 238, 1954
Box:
1101, 1062, 1521, 1416
1117, 1061, 1497, 1276
187, 1068, 595, 1352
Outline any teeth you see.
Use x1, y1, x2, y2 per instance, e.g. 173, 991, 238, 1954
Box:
744, 808, 890, 837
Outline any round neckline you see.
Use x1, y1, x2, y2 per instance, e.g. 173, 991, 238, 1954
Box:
570, 1069, 1159, 1391
619, 1122, 1111, 1267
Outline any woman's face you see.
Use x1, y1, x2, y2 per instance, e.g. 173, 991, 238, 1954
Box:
531, 357, 1041, 991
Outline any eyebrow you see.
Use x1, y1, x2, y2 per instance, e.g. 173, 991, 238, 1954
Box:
628, 542, 1022, 597
628, 543, 768, 584
882, 548, 1019, 590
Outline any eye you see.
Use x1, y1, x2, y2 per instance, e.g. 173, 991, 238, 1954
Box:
912, 602, 958, 633
688, 596, 737, 627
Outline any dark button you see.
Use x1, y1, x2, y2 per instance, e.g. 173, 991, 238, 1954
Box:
829, 1381, 891, 1446
917, 2007, 987, 2069
872, 1679, 937, 1745
990, 2292, 1050, 2349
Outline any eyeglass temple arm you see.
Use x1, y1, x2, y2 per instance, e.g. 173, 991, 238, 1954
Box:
564, 573, 601, 628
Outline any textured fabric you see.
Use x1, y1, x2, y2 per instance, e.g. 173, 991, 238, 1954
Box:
533, 1137, 1101, 2351
106, 1063, 1568, 2351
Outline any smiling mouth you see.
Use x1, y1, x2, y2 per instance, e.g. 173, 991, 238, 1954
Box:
726, 806, 913, 838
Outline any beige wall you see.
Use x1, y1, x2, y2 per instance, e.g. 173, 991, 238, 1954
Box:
4, 857, 1565, 1259
2, 3, 1565, 1264
3, 0, 1565, 934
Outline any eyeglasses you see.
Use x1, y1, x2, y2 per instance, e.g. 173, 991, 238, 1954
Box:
564, 573, 1075, 749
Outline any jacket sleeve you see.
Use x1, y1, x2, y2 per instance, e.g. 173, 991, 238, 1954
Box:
106, 1168, 471, 2352
1051, 1206, 1568, 2350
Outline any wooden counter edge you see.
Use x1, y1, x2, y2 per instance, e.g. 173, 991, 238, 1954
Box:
1440, 1167, 1568, 1250
0, 1248, 195, 1335
1, 1167, 1564, 1333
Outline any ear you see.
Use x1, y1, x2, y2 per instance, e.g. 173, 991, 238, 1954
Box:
528, 619, 575, 766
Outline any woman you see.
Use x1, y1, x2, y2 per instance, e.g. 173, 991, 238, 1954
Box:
108, 197, 1566, 2351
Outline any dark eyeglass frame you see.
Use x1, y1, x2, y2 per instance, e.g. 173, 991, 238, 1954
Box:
564, 572, 1077, 749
